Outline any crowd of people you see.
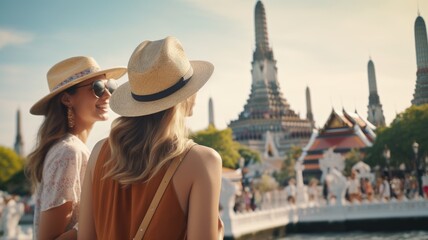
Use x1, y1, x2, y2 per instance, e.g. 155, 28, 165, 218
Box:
324, 171, 428, 204
232, 169, 428, 213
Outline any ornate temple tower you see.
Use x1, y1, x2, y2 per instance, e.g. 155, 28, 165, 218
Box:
306, 86, 315, 129
412, 14, 428, 105
366, 58, 385, 127
14, 108, 24, 156
229, 0, 312, 161
209, 97, 215, 127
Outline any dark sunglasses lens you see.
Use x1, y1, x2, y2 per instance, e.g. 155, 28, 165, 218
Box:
106, 80, 117, 94
92, 80, 106, 98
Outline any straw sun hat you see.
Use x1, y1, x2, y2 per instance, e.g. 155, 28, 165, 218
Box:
110, 36, 214, 117
30, 56, 127, 115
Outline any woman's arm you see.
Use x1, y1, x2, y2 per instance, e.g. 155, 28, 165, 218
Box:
78, 139, 106, 240
55, 228, 78, 240
38, 202, 74, 240
186, 147, 222, 240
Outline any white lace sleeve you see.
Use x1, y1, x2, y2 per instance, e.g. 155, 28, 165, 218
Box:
40, 144, 82, 211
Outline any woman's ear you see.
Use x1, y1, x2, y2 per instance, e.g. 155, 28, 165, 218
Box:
61, 92, 73, 107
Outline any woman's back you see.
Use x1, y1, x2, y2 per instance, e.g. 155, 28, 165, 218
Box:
92, 141, 221, 239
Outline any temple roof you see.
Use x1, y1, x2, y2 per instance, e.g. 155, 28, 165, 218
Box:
298, 108, 376, 175
308, 135, 368, 152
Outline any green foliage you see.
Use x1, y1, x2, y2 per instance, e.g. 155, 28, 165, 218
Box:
238, 145, 261, 165
365, 104, 428, 169
3, 170, 31, 196
344, 148, 362, 176
0, 146, 24, 184
191, 126, 260, 168
274, 145, 302, 186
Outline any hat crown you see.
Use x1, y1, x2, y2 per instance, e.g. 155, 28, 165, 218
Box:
127, 36, 192, 96
47, 56, 101, 92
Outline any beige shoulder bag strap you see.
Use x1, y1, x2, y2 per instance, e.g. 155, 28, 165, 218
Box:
133, 143, 197, 240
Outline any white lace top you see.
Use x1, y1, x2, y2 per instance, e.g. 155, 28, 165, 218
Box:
33, 134, 89, 239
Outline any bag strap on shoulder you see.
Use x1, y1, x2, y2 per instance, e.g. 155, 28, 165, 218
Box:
133, 143, 197, 240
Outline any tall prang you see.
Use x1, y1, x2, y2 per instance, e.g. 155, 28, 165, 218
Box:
14, 108, 24, 156
229, 0, 312, 163
412, 14, 428, 105
306, 86, 315, 129
366, 58, 385, 127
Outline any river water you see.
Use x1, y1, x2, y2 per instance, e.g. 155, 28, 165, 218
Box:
279, 231, 428, 240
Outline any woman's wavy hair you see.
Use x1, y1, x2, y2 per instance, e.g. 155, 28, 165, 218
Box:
26, 87, 77, 189
103, 97, 194, 185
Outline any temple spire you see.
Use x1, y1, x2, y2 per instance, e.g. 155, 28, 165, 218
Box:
255, 1, 269, 51
412, 14, 428, 105
253, 1, 274, 61
368, 59, 378, 95
414, 15, 428, 70
14, 108, 24, 156
366, 58, 385, 127
208, 97, 215, 127
306, 86, 315, 128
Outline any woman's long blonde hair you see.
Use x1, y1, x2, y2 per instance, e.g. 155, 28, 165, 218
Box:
26, 88, 76, 188
104, 97, 194, 185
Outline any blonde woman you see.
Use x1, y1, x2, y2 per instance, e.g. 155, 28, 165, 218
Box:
27, 56, 126, 240
79, 37, 223, 240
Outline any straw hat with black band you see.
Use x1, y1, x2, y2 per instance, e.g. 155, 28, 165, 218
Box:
30, 56, 127, 115
110, 36, 214, 117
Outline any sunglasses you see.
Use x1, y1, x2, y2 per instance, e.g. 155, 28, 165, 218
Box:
75, 79, 117, 98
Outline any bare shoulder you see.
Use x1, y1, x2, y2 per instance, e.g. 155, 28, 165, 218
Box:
87, 138, 108, 173
187, 145, 221, 165
181, 145, 222, 176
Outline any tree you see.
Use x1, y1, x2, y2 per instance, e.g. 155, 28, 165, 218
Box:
0, 146, 24, 187
4, 170, 31, 196
344, 148, 362, 176
238, 145, 261, 166
191, 126, 260, 168
365, 104, 428, 170
274, 145, 302, 186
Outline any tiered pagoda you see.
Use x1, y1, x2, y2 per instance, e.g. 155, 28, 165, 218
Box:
298, 109, 376, 180
229, 1, 312, 162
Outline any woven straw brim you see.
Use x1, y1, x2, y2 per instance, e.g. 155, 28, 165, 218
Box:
30, 67, 127, 115
110, 61, 214, 117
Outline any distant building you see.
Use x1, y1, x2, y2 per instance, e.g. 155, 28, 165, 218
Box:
229, 1, 312, 167
366, 58, 385, 127
412, 14, 428, 105
209, 97, 215, 127
298, 109, 376, 180
14, 109, 24, 156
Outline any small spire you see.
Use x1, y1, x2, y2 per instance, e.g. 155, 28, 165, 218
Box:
417, 0, 420, 16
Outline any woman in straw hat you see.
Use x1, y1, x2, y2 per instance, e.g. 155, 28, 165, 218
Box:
78, 36, 223, 240
26, 56, 126, 240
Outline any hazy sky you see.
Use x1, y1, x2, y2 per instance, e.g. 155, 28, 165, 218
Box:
0, 0, 425, 154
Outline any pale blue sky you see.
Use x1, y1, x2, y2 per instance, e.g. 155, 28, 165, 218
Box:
0, 0, 425, 154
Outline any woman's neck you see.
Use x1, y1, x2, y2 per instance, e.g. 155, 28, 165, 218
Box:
70, 123, 94, 143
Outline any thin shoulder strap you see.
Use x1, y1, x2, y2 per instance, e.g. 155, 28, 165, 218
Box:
133, 143, 197, 240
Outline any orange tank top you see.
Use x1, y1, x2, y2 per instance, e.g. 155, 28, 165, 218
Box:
92, 142, 189, 240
